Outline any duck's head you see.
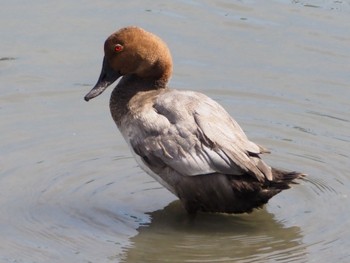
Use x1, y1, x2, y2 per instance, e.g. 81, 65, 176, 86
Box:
84, 26, 173, 101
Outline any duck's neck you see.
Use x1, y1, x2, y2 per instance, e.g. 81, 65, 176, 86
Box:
109, 74, 168, 125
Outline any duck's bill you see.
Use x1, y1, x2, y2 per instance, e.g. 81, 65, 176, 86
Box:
84, 57, 121, 101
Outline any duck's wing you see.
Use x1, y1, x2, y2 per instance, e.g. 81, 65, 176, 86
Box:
128, 90, 272, 181
192, 92, 272, 181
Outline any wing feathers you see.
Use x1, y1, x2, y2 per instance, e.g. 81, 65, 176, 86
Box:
127, 90, 272, 181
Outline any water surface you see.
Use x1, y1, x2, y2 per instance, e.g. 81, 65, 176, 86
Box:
1, 0, 350, 262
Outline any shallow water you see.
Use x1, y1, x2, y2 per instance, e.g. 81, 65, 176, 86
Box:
1, 0, 350, 262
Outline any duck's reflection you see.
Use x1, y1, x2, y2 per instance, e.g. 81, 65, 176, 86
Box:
122, 201, 306, 262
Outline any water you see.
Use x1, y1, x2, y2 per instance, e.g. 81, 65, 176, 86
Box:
1, 0, 349, 262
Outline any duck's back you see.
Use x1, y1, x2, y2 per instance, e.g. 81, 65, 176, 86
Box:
118, 88, 270, 183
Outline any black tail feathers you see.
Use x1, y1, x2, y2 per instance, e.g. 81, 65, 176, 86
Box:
270, 168, 305, 190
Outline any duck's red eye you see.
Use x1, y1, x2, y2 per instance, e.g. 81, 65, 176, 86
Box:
114, 44, 123, 52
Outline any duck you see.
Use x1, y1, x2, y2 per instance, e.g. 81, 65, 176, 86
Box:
84, 26, 304, 215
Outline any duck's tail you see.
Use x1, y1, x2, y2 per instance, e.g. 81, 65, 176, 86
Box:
174, 169, 305, 215
269, 168, 306, 190
223, 168, 305, 214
